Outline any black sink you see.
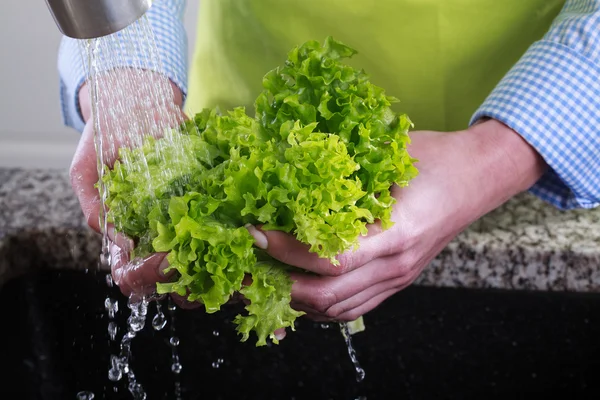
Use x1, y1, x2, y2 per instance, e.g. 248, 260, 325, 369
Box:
2, 267, 600, 400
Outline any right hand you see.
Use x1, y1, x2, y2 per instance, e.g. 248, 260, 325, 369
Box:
70, 69, 187, 299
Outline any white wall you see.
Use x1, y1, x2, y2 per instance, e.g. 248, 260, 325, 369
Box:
0, 0, 199, 169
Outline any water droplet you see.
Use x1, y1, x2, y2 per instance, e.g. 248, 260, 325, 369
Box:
320, 323, 330, 329
128, 316, 145, 332
171, 363, 182, 374
108, 368, 122, 382
100, 249, 111, 267
104, 298, 119, 319
167, 302, 177, 311
76, 391, 95, 400
128, 382, 147, 400
152, 312, 166, 331
169, 336, 180, 347
212, 330, 220, 337
217, 358, 224, 364
211, 362, 220, 369
105, 274, 114, 287
127, 298, 148, 316
108, 322, 118, 341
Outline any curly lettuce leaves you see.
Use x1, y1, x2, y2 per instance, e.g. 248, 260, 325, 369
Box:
235, 257, 304, 346
102, 37, 418, 346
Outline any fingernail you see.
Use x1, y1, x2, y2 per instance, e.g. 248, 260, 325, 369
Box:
274, 329, 286, 341
158, 256, 170, 277
245, 224, 268, 249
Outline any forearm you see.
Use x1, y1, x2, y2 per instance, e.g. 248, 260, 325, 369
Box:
471, 0, 600, 209
462, 119, 548, 216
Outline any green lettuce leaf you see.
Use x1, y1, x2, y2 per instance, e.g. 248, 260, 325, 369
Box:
102, 36, 418, 346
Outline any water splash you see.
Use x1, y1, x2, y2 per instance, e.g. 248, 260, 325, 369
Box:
76, 391, 95, 400
339, 322, 366, 383
105, 273, 114, 288
77, 13, 189, 400
107, 296, 149, 400
152, 301, 167, 331
108, 321, 118, 341
104, 298, 119, 319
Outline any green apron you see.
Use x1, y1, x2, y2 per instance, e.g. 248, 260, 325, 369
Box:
186, 0, 565, 132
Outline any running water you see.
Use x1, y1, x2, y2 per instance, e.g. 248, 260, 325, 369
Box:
106, 295, 150, 399
76, 15, 188, 399
339, 322, 366, 383
167, 298, 183, 400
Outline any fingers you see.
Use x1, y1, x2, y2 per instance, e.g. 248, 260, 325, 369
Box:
322, 276, 412, 320
70, 124, 103, 233
107, 225, 134, 252
289, 254, 404, 314
110, 242, 131, 293
249, 224, 396, 276
335, 288, 400, 322
274, 328, 287, 341
111, 246, 174, 298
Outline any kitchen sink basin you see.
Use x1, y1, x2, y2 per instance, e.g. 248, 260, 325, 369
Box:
2, 267, 599, 400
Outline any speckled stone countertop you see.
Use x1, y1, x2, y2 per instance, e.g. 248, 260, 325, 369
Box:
1, 168, 599, 291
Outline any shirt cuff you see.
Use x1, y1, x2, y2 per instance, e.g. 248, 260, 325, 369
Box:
471, 40, 600, 210
57, 0, 188, 132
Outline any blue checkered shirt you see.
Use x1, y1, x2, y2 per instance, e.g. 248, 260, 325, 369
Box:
58, 0, 600, 210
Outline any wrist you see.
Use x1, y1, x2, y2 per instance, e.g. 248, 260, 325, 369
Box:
464, 118, 547, 212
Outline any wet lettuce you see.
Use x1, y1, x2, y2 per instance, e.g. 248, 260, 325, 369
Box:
102, 37, 418, 346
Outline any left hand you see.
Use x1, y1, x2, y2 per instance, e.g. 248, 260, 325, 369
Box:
247, 119, 547, 321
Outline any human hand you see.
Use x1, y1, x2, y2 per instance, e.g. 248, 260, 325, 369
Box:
70, 69, 186, 297
249, 119, 547, 321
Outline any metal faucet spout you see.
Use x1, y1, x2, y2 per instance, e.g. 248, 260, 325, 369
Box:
44, 0, 153, 39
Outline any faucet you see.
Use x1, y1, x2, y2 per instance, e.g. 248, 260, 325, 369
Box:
44, 0, 153, 39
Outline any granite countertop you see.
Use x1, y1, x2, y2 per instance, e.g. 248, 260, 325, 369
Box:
1, 168, 599, 291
